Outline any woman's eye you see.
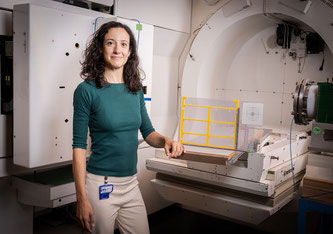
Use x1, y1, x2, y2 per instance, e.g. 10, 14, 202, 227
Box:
122, 43, 128, 47
107, 41, 113, 45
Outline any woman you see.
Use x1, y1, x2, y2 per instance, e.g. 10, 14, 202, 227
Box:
72, 21, 185, 233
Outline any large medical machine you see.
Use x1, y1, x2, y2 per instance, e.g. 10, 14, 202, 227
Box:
147, 0, 333, 225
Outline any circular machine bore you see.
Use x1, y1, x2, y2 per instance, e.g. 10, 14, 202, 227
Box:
292, 79, 318, 125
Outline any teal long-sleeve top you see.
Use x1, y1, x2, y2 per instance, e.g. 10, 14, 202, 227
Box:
72, 81, 155, 177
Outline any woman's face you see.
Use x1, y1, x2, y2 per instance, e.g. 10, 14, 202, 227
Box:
102, 27, 131, 70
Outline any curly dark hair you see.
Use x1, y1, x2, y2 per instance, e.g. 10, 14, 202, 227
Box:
80, 21, 144, 94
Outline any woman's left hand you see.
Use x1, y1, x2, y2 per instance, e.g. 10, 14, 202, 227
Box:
164, 138, 186, 158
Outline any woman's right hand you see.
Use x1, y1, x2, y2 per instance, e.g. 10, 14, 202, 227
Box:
76, 199, 95, 233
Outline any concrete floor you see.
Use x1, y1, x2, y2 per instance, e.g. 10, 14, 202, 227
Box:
34, 204, 266, 234
33, 200, 329, 234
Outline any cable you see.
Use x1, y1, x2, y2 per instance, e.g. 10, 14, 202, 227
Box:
192, 26, 202, 36
289, 117, 333, 199
319, 50, 324, 71
298, 56, 306, 73
303, 191, 333, 199
289, 117, 298, 193
0, 7, 13, 12
94, 17, 104, 32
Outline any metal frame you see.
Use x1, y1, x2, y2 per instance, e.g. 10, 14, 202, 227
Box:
151, 178, 296, 225
180, 97, 240, 150
298, 198, 333, 234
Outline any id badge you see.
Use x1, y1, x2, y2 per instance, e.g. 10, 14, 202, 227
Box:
99, 184, 113, 200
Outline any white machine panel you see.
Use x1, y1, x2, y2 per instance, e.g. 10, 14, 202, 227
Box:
13, 2, 155, 168
13, 3, 104, 168
151, 178, 295, 225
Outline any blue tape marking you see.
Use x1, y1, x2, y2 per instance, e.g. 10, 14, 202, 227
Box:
144, 98, 151, 101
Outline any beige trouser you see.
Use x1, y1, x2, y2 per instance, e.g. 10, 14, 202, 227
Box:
86, 172, 150, 234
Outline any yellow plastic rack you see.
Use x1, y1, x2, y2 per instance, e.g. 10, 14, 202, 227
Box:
180, 97, 239, 150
